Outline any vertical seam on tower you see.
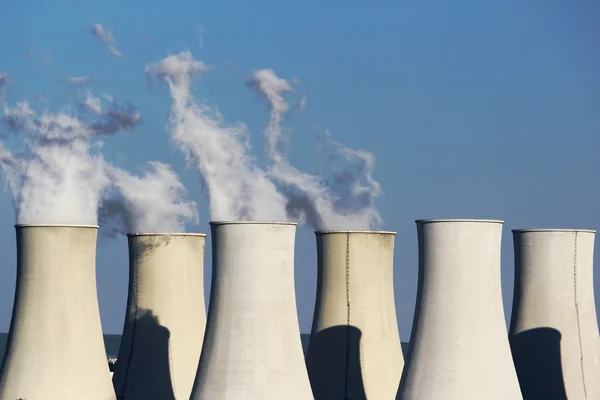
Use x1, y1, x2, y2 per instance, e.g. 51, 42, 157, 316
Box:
344, 232, 351, 400
573, 231, 588, 399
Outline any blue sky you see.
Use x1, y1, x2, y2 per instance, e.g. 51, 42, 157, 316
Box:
0, 0, 599, 338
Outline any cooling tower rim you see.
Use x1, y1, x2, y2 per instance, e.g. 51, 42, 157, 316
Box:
127, 232, 207, 237
209, 221, 297, 226
15, 223, 99, 229
512, 228, 596, 233
315, 230, 396, 235
416, 218, 504, 224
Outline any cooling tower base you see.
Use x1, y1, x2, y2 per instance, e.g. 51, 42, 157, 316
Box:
397, 219, 522, 400
0, 225, 115, 400
112, 233, 207, 400
306, 230, 403, 400
190, 221, 313, 400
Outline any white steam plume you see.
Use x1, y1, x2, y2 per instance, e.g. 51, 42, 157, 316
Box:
84, 91, 102, 114
90, 23, 123, 58
101, 161, 199, 233
0, 92, 142, 225
246, 69, 292, 163
247, 69, 382, 230
145, 51, 287, 221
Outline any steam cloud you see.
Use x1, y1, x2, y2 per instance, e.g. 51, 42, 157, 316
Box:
145, 51, 287, 221
247, 69, 382, 230
90, 23, 123, 58
84, 91, 102, 114
101, 162, 199, 233
0, 92, 142, 225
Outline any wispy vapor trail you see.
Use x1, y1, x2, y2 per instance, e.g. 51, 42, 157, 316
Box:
83, 91, 102, 114
246, 69, 293, 162
90, 23, 122, 57
35, 93, 50, 107
248, 69, 382, 230
197, 26, 206, 50
145, 51, 287, 221
0, 73, 9, 91
89, 103, 142, 134
0, 91, 142, 225
101, 161, 199, 233
298, 96, 307, 111
68, 76, 91, 86
42, 51, 52, 65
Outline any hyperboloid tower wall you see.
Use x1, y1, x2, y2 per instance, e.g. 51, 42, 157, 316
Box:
0, 224, 115, 400
112, 233, 207, 399
305, 230, 403, 399
396, 219, 522, 400
190, 221, 313, 399
509, 229, 600, 399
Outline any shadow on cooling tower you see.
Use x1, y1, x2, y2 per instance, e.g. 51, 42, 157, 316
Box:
133, 236, 173, 259
306, 325, 367, 400
510, 327, 567, 400
114, 308, 175, 400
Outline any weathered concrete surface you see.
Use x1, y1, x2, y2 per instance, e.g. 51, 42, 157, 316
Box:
113, 233, 206, 400
306, 230, 403, 400
510, 229, 600, 400
190, 221, 313, 400
0, 225, 115, 400
397, 219, 522, 400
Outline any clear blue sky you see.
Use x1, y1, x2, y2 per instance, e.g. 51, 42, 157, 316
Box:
0, 0, 599, 338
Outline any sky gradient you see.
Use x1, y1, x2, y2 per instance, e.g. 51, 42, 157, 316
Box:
0, 0, 599, 340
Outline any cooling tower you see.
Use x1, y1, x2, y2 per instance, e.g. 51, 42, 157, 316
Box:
112, 233, 206, 400
509, 229, 600, 400
0, 224, 115, 400
190, 221, 313, 399
305, 230, 403, 400
396, 219, 522, 400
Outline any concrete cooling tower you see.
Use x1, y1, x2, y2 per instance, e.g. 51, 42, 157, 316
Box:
509, 229, 600, 400
190, 221, 313, 400
112, 233, 207, 400
396, 219, 522, 400
305, 230, 403, 400
0, 224, 115, 400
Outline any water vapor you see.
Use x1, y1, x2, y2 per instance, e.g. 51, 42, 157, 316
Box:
0, 92, 142, 225
35, 93, 50, 108
90, 23, 122, 57
42, 51, 52, 65
0, 73, 9, 91
102, 161, 199, 233
84, 91, 102, 114
246, 69, 292, 162
145, 51, 287, 221
68, 76, 91, 86
89, 103, 142, 134
248, 69, 382, 230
